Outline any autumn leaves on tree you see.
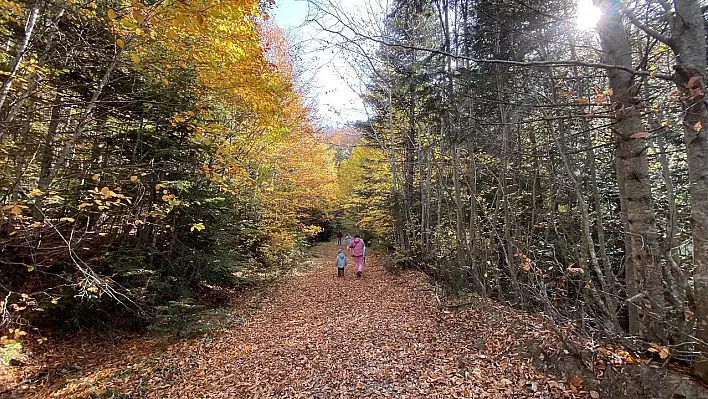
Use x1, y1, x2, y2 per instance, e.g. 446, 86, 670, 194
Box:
0, 0, 336, 336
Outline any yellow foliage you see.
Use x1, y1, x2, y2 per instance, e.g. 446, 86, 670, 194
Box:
338, 145, 392, 240
1, 0, 337, 260
121, 4, 338, 247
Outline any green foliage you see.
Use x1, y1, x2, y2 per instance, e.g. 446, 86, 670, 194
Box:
0, 340, 23, 366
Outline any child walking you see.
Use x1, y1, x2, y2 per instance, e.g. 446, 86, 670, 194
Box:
349, 235, 366, 279
335, 249, 347, 278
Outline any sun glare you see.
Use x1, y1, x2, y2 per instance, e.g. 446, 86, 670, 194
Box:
576, 0, 601, 30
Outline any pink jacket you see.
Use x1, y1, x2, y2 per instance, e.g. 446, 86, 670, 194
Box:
350, 238, 365, 257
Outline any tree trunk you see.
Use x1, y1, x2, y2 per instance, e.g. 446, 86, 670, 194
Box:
0, 0, 41, 116
666, 0, 708, 381
595, 0, 665, 341
33, 94, 63, 220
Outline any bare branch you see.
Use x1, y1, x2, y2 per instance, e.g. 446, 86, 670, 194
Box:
306, 9, 674, 81
621, 4, 675, 50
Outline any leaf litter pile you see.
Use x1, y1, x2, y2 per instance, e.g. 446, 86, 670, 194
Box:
7, 244, 594, 398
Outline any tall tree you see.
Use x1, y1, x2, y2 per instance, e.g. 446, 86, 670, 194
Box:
594, 0, 665, 341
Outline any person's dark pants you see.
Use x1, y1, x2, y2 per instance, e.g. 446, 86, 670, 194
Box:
338, 268, 344, 277
338, 237, 342, 245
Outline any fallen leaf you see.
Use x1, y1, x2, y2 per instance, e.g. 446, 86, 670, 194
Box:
570, 375, 582, 389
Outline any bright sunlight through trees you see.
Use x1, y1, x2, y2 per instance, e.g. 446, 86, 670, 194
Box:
576, 0, 601, 30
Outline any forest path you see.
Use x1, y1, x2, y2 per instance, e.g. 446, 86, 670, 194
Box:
148, 243, 577, 398
14, 243, 582, 398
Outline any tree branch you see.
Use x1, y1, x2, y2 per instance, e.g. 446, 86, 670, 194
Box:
308, 14, 674, 81
621, 4, 675, 51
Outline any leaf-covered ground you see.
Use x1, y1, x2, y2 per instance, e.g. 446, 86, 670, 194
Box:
4, 244, 593, 398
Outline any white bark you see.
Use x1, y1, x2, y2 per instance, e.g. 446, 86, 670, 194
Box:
0, 1, 41, 112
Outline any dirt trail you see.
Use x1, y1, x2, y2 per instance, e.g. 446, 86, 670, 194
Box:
10, 243, 583, 398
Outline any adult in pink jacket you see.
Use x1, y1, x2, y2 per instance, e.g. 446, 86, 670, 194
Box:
349, 235, 366, 279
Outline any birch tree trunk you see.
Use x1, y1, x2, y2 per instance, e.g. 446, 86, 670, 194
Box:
0, 0, 41, 115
